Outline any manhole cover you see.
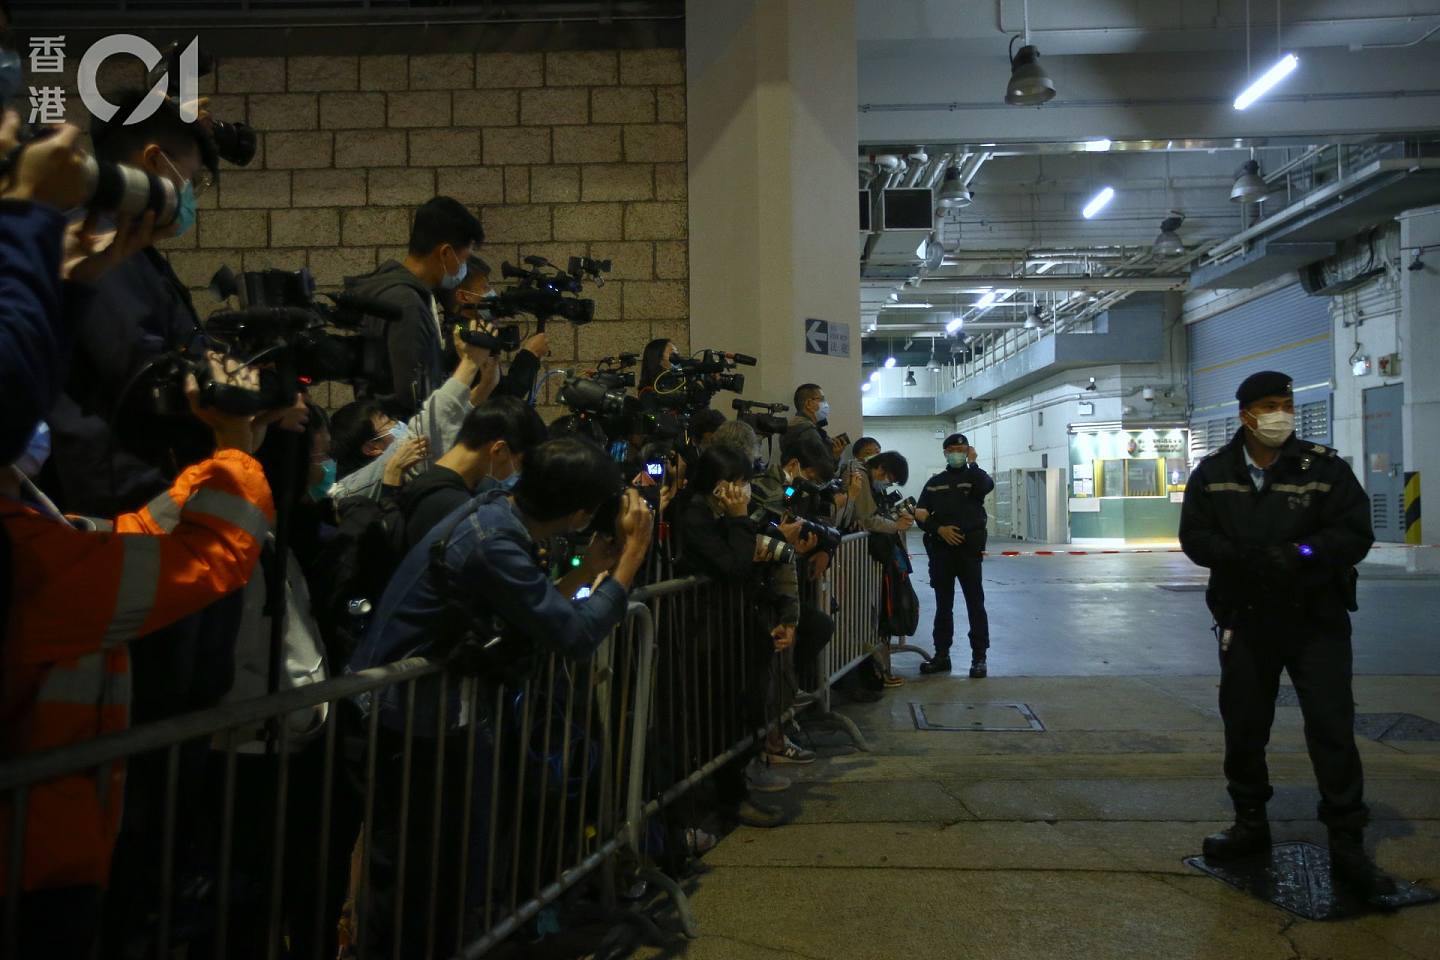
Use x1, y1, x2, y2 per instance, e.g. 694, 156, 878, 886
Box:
910, 702, 1044, 732
1186, 841, 1438, 920
1354, 712, 1440, 741
1157, 583, 1207, 592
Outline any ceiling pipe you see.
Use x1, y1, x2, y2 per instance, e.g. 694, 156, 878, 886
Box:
1205, 157, 1440, 261
915, 276, 1186, 292
927, 152, 958, 189
959, 152, 992, 186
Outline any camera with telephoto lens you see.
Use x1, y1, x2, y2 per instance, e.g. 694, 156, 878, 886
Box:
489, 255, 610, 328
130, 265, 404, 417
733, 398, 789, 436
755, 525, 798, 564
155, 42, 257, 166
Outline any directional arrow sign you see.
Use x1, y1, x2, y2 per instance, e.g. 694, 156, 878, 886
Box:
805, 319, 829, 354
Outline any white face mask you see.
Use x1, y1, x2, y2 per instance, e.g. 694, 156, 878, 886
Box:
1248, 410, 1295, 448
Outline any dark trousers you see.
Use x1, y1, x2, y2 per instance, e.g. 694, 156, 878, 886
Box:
926, 540, 989, 657
1, 886, 101, 960
1218, 620, 1367, 828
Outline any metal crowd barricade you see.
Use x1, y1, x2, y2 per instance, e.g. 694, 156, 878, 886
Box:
0, 541, 887, 958
0, 601, 659, 960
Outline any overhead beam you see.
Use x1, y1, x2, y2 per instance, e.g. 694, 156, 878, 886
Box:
915, 276, 1187, 292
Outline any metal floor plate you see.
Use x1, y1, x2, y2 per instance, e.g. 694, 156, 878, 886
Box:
1157, 583, 1208, 592
910, 701, 1045, 732
1186, 841, 1439, 921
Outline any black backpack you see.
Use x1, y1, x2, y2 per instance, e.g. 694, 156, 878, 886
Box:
311, 493, 412, 665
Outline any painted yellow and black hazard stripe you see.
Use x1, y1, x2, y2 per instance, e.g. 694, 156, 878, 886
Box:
1404, 472, 1421, 545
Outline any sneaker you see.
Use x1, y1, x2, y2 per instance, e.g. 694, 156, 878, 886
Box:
686, 827, 718, 856
736, 798, 788, 828
968, 658, 988, 679
764, 737, 816, 765
745, 757, 792, 793
919, 656, 952, 676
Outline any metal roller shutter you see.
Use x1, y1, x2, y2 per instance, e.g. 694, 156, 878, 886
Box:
1187, 283, 1333, 460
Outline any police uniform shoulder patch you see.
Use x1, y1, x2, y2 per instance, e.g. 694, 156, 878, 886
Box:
1308, 443, 1337, 458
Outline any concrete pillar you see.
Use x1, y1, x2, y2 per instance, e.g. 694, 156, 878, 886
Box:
685, 0, 863, 439
1400, 206, 1440, 571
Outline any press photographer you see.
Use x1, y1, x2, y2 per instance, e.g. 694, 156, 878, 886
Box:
441, 255, 550, 402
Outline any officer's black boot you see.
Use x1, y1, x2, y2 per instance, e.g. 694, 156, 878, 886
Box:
968, 656, 987, 678
1329, 828, 1397, 901
919, 655, 952, 675
1202, 806, 1271, 861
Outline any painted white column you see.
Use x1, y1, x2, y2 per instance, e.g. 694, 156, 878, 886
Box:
1400, 206, 1440, 571
686, 0, 863, 439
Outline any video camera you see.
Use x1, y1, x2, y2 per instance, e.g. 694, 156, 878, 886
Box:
132, 265, 402, 416
489, 255, 611, 329
732, 398, 789, 437
651, 349, 755, 412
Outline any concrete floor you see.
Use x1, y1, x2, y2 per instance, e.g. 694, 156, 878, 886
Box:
636, 545, 1440, 960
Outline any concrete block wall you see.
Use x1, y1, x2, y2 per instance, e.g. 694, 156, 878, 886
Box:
56, 48, 689, 418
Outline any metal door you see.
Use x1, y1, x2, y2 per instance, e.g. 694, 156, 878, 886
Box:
1362, 384, 1405, 542
1025, 470, 1047, 542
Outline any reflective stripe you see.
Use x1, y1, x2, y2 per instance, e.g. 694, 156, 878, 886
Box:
1272, 482, 1333, 494
36, 653, 107, 705
145, 489, 183, 533
36, 652, 130, 711
102, 536, 162, 646
183, 488, 272, 542
1204, 482, 1251, 493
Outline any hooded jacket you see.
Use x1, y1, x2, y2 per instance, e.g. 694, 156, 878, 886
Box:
347, 260, 445, 417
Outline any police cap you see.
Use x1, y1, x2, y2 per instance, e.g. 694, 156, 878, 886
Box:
1235, 371, 1292, 408
943, 433, 968, 448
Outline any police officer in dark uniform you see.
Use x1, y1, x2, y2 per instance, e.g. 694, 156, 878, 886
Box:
915, 433, 995, 678
1180, 370, 1394, 900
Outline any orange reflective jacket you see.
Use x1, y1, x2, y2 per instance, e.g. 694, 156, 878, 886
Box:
0, 449, 274, 895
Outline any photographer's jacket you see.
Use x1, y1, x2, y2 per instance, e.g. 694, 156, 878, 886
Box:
48, 248, 209, 517
679, 494, 801, 627
1180, 430, 1373, 623
917, 462, 994, 545
326, 375, 472, 503
0, 450, 273, 895
349, 260, 446, 417
348, 490, 631, 732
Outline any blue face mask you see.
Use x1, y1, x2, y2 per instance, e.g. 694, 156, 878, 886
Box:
308, 459, 336, 501
159, 152, 197, 237
0, 50, 23, 108
816, 401, 831, 425
14, 421, 51, 478
439, 249, 468, 291
389, 422, 409, 443
499, 472, 520, 491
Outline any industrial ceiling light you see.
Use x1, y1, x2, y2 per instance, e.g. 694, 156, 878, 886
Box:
937, 165, 974, 208
946, 316, 964, 334
1233, 53, 1299, 111
1081, 186, 1116, 219
1024, 305, 1044, 329
869, 369, 882, 383
1229, 159, 1269, 203
904, 370, 918, 387
883, 355, 897, 368
862, 381, 873, 393
1152, 212, 1186, 256
927, 342, 940, 371
1004, 0, 1056, 109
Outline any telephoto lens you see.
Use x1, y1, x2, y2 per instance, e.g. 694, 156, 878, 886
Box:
81, 154, 180, 226
755, 532, 798, 564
